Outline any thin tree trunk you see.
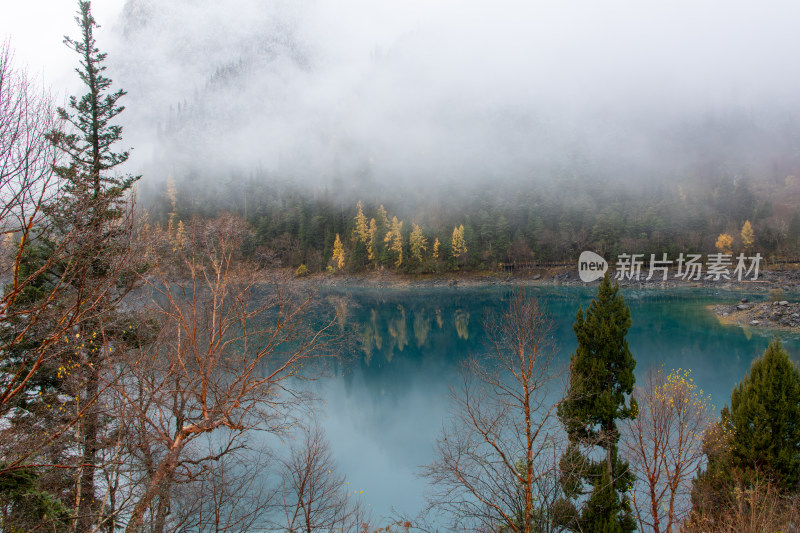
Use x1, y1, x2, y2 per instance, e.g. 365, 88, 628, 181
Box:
77, 337, 100, 531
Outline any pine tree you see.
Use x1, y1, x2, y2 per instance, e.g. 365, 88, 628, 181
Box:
727, 339, 799, 488
741, 220, 754, 252
50, 2, 139, 526
691, 339, 800, 521
374, 205, 391, 265
557, 273, 637, 532
367, 218, 378, 265
409, 223, 427, 263
54, 2, 138, 225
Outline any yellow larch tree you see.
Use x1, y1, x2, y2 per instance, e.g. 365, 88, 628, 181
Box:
384, 216, 404, 268
741, 220, 754, 252
433, 238, 440, 261
410, 223, 427, 262
377, 205, 390, 229
354, 200, 370, 244
451, 224, 467, 261
332, 233, 345, 270
715, 233, 733, 254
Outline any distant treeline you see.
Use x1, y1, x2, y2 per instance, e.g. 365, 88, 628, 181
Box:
147, 170, 800, 273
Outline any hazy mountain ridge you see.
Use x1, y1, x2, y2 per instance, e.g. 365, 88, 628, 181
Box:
112, 0, 800, 195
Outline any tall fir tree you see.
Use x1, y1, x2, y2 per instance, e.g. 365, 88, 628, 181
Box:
367, 218, 378, 265
557, 273, 637, 533
54, 2, 138, 226
50, 2, 139, 528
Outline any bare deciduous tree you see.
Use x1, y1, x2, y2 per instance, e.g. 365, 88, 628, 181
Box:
422, 289, 564, 533
621, 367, 713, 533
0, 38, 65, 419
149, 433, 276, 533
277, 424, 370, 533
109, 215, 337, 532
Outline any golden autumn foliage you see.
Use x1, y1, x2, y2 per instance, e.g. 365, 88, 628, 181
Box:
384, 217, 404, 267
409, 223, 427, 262
715, 233, 733, 254
433, 238, 440, 261
624, 368, 714, 533
354, 200, 370, 244
741, 220, 754, 252
451, 224, 467, 260
332, 233, 345, 270
377, 204, 390, 229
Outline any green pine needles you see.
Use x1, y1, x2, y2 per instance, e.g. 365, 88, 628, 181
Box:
556, 273, 637, 532
692, 337, 800, 519
727, 338, 800, 490
52, 0, 138, 228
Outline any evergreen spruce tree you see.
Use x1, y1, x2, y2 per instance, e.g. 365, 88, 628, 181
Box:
692, 338, 800, 520
50, 2, 139, 527
54, 2, 138, 225
556, 273, 637, 532
727, 338, 800, 489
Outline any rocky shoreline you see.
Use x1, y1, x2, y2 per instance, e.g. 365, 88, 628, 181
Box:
712, 299, 800, 332
298, 266, 800, 293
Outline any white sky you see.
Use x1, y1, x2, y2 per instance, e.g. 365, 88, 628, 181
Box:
0, 0, 126, 95
5, 0, 800, 184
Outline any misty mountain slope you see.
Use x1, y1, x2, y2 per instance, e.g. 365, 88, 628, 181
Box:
112, 0, 800, 191
109, 0, 800, 267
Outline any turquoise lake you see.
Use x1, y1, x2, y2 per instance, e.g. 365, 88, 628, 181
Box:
310, 286, 800, 523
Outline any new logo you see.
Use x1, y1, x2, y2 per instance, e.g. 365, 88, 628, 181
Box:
578, 251, 608, 282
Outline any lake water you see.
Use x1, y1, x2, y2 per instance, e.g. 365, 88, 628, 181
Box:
310, 286, 800, 523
